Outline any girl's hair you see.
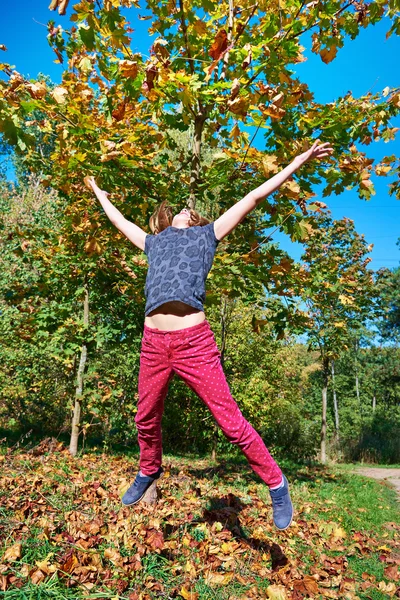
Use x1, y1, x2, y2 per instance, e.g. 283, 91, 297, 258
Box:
149, 200, 210, 234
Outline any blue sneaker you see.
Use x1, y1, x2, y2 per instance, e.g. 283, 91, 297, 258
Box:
121, 467, 163, 506
269, 474, 293, 530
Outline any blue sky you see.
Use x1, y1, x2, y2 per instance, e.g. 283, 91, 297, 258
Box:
1, 2, 399, 270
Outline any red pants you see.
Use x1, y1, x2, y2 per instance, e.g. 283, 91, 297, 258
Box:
135, 319, 282, 487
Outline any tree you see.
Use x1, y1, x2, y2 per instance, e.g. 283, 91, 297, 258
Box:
296, 213, 376, 463
1, 0, 400, 454
376, 263, 400, 342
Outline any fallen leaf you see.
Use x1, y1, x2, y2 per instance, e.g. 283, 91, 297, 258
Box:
266, 585, 288, 600
2, 543, 22, 562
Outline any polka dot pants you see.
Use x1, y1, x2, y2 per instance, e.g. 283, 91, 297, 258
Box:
135, 319, 283, 487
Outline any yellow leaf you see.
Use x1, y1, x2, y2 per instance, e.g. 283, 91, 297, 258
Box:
266, 585, 288, 600
262, 154, 279, 176
205, 571, 234, 586
375, 164, 391, 176
52, 86, 68, 104
3, 542, 22, 562
35, 554, 58, 575
283, 179, 301, 198
230, 123, 241, 139
338, 294, 355, 306
179, 586, 199, 599
184, 560, 197, 577
84, 237, 103, 255
331, 526, 347, 541
378, 581, 396, 594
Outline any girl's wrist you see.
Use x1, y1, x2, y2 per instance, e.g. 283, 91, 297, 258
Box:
292, 154, 306, 169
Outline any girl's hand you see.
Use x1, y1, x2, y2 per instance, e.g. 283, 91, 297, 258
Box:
84, 175, 97, 191
295, 139, 333, 166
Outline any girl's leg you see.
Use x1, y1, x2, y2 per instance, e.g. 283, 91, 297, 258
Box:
135, 330, 173, 476
170, 321, 283, 488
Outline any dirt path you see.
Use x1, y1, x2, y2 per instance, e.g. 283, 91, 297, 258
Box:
354, 467, 400, 502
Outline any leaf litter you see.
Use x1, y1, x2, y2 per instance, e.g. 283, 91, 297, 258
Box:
0, 439, 399, 598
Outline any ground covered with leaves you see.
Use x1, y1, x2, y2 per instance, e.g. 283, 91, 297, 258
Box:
0, 439, 399, 599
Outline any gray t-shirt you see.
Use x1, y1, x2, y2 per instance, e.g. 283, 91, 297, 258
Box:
143, 223, 220, 316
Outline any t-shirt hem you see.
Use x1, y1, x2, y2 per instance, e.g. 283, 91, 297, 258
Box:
145, 297, 204, 316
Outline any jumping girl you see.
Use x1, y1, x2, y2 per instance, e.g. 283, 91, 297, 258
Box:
85, 139, 332, 530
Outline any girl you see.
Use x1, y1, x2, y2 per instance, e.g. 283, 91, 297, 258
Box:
85, 139, 332, 530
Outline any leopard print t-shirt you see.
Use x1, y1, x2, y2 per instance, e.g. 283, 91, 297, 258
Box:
143, 223, 220, 316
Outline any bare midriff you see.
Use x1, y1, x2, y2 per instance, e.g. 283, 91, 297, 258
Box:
144, 301, 206, 331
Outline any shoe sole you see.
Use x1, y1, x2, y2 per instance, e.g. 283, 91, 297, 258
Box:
121, 472, 163, 507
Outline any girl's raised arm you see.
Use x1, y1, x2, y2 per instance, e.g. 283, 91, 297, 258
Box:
213, 140, 333, 242
84, 176, 147, 251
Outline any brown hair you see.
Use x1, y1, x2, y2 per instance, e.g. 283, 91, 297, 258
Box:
149, 200, 210, 234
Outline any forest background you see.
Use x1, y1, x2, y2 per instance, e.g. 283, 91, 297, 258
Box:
0, 0, 399, 465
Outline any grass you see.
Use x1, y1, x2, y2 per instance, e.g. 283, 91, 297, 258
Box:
0, 444, 398, 599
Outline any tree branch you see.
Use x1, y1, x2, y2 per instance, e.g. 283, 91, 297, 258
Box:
178, 0, 195, 75
221, 0, 235, 80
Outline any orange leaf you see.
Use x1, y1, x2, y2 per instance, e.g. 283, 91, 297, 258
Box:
227, 95, 249, 116
146, 529, 164, 550
209, 29, 228, 60
118, 60, 139, 79
320, 46, 338, 64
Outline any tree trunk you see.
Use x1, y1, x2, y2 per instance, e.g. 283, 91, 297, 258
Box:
69, 281, 89, 457
372, 395, 376, 412
354, 338, 361, 415
320, 357, 329, 464
188, 108, 208, 209
331, 360, 340, 443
